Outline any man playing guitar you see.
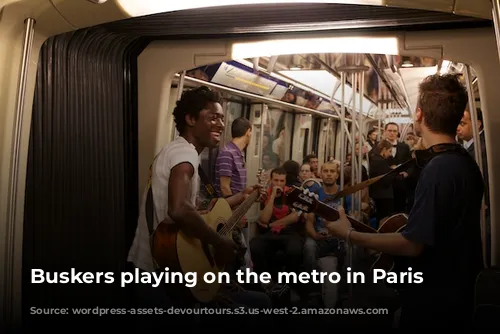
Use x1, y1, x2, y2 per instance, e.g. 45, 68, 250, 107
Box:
127, 86, 269, 330
326, 74, 484, 328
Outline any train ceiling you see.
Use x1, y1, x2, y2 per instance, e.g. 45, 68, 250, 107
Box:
183, 52, 475, 121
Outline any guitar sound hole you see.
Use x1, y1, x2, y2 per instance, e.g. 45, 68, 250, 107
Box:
216, 223, 226, 234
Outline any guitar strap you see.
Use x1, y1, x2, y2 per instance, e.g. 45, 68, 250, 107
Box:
197, 165, 217, 201
328, 143, 468, 203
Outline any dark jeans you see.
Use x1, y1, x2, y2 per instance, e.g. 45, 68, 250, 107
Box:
131, 267, 271, 331
249, 230, 304, 278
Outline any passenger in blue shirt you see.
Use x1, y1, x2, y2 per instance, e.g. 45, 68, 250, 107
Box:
303, 161, 348, 275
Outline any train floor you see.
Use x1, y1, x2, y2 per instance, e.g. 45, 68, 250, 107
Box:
202, 248, 401, 329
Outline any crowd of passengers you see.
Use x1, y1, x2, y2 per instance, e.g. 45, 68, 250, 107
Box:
208, 113, 488, 306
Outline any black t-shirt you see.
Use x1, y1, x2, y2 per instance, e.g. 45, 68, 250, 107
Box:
398, 148, 484, 326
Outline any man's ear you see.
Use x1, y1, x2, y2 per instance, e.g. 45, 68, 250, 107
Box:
415, 107, 423, 123
185, 114, 196, 127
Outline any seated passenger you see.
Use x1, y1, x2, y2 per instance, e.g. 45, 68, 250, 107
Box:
303, 154, 320, 178
299, 163, 321, 191
282, 160, 301, 187
343, 165, 369, 223
249, 167, 304, 288
303, 162, 345, 301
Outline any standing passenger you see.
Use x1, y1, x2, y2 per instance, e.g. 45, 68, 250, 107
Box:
326, 74, 484, 329
368, 140, 397, 225
384, 122, 411, 212
127, 87, 270, 330
214, 117, 253, 270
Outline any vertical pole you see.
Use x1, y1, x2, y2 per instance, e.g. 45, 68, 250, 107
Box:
325, 118, 331, 162
492, 0, 500, 63
349, 71, 357, 300
339, 72, 346, 208
5, 17, 36, 331
259, 104, 266, 168
464, 65, 487, 267
357, 70, 365, 216
350, 72, 356, 216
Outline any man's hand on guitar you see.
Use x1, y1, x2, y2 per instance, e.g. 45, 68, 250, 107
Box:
325, 206, 352, 239
314, 231, 328, 241
239, 215, 248, 228
243, 184, 264, 202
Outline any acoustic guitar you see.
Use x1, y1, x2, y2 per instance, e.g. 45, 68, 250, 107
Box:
284, 186, 408, 272
151, 171, 264, 304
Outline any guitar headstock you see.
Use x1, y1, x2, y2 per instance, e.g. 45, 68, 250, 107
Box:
284, 186, 320, 214
256, 168, 266, 186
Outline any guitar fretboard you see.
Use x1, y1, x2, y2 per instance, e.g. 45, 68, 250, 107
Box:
218, 190, 259, 236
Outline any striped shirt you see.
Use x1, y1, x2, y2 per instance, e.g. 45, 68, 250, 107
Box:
215, 141, 246, 196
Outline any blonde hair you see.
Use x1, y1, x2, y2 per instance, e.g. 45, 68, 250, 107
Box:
320, 161, 340, 174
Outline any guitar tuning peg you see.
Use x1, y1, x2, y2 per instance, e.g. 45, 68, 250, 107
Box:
303, 188, 308, 195
314, 193, 319, 200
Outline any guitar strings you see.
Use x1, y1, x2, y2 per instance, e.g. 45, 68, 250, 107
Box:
218, 191, 259, 236
219, 171, 264, 236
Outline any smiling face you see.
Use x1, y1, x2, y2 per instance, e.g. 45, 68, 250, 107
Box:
188, 102, 225, 148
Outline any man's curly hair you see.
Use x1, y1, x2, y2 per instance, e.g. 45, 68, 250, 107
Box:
173, 86, 223, 134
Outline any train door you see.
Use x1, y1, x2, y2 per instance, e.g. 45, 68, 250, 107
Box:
317, 118, 330, 163
266, 107, 292, 166
292, 114, 313, 163
327, 119, 337, 161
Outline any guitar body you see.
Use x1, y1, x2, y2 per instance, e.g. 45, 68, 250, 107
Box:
377, 213, 408, 234
370, 213, 408, 272
151, 198, 233, 304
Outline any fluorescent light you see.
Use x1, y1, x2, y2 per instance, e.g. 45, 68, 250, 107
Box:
117, 0, 385, 17
385, 115, 412, 123
232, 36, 399, 59
440, 60, 451, 74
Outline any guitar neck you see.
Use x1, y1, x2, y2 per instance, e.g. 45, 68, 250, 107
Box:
314, 201, 377, 234
220, 190, 259, 236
